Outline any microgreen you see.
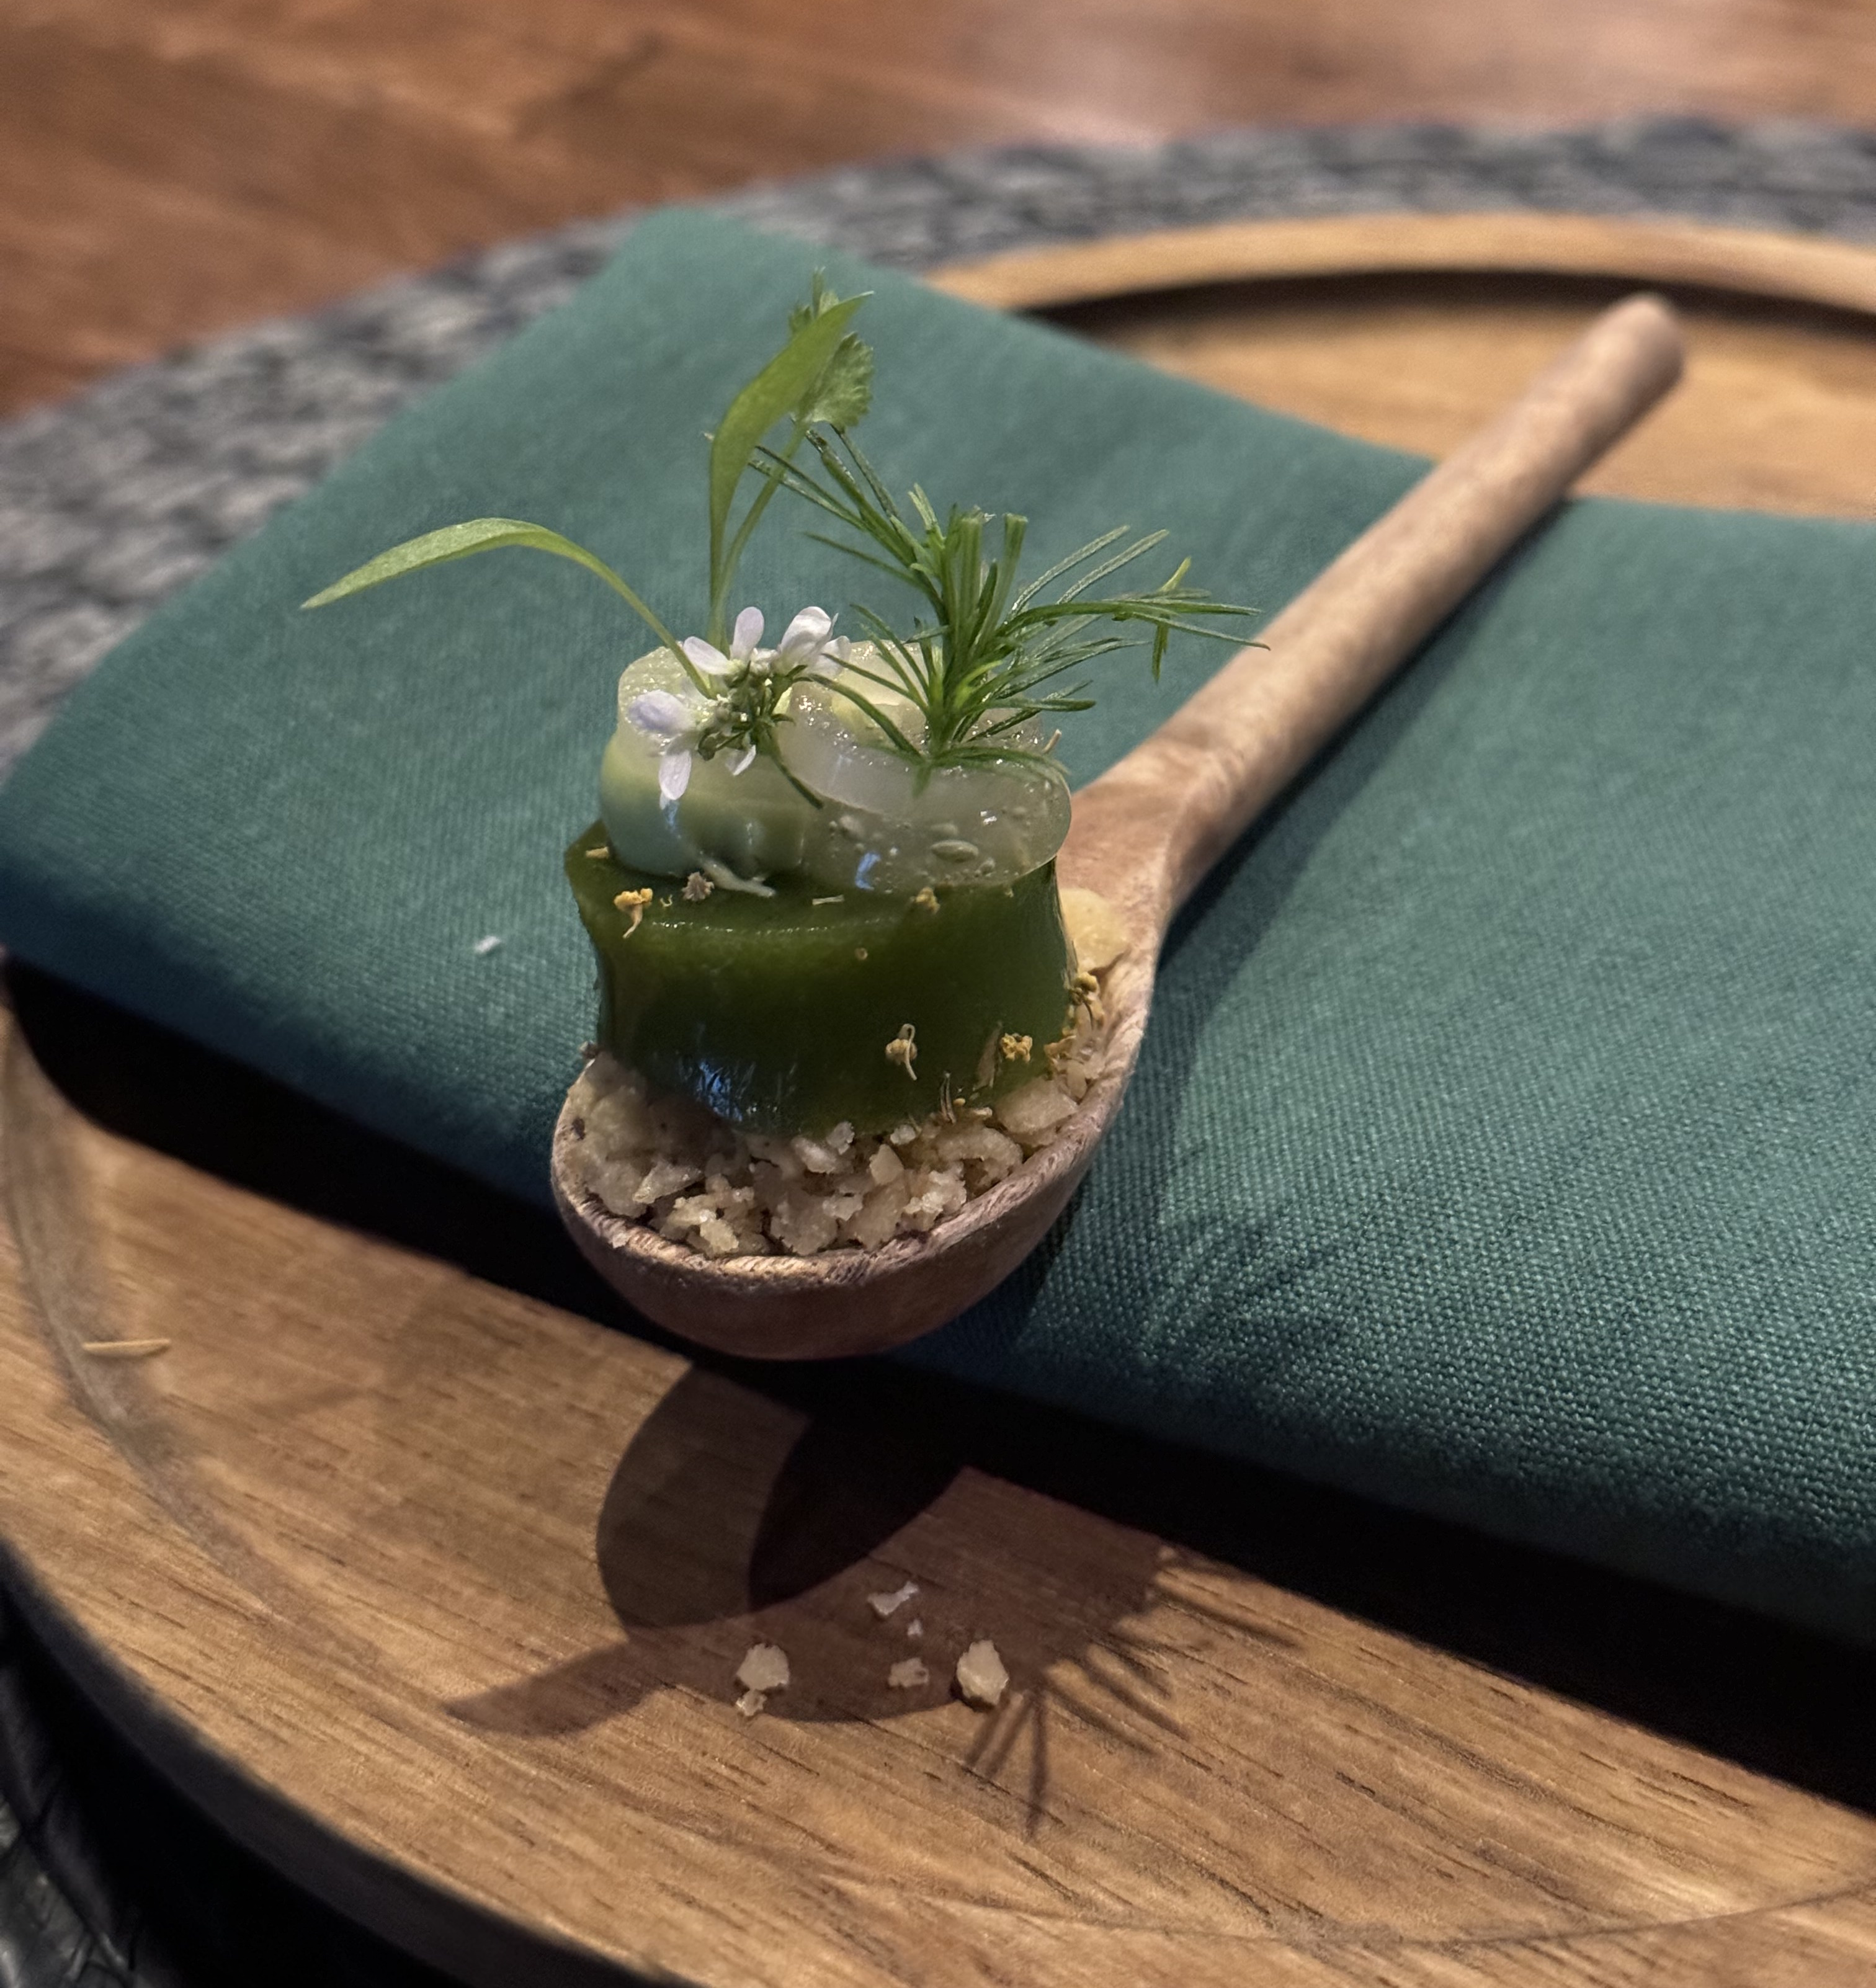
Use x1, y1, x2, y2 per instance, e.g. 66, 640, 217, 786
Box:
301, 279, 1257, 799
756, 419, 1257, 775
300, 519, 686, 652
300, 282, 873, 741
705, 276, 870, 648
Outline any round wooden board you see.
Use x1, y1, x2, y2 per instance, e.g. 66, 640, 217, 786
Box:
6, 214, 1876, 1988
935, 210, 1876, 519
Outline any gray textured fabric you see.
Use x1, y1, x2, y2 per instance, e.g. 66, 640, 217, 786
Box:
6, 114, 1876, 1988
0, 1596, 181, 1988
11, 116, 1876, 775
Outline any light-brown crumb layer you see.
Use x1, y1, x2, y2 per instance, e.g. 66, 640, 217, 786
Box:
561, 1001, 1109, 1260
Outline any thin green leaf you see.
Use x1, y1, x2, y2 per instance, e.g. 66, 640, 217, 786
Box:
708, 295, 865, 599
1053, 530, 1167, 603
1006, 527, 1129, 612
772, 417, 1259, 770
300, 517, 681, 653
833, 430, 905, 522
820, 680, 923, 759
803, 532, 917, 589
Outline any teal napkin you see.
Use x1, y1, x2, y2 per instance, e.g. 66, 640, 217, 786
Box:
3, 209, 1874, 1640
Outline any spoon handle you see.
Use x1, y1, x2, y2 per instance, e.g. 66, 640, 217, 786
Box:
1060, 292, 1685, 931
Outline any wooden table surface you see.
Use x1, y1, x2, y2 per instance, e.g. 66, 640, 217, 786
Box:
9, 6, 1876, 1986
9, 0, 1876, 412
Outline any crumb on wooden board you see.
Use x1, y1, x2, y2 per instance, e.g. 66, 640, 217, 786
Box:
736, 1642, 789, 1690
733, 1641, 790, 1717
955, 1638, 1009, 1710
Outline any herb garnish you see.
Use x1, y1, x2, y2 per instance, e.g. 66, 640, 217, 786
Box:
761, 424, 1255, 770
302, 279, 1256, 793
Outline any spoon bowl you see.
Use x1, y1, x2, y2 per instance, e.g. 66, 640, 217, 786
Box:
553, 293, 1686, 1360
553, 883, 1154, 1360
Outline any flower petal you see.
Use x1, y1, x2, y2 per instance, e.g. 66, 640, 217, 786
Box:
682, 636, 734, 678
777, 605, 833, 659
658, 748, 693, 804
810, 633, 851, 678
727, 744, 757, 776
731, 606, 765, 659
627, 689, 697, 739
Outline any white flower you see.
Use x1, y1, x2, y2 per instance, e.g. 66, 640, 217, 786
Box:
774, 605, 846, 677
626, 607, 843, 802
680, 605, 766, 683
683, 605, 846, 682
625, 686, 708, 803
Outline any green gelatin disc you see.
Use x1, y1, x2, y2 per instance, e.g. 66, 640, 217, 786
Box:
566, 825, 1074, 1136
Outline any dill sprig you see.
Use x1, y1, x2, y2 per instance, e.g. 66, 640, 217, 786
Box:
757, 424, 1259, 770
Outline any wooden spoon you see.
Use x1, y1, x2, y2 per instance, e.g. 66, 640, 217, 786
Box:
553, 293, 1684, 1360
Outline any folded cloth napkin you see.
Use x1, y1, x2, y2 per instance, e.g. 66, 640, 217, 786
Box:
2, 208, 1873, 1641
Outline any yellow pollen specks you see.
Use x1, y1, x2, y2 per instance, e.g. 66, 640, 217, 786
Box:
683, 871, 714, 901
910, 886, 939, 914
1000, 1032, 1033, 1064
614, 886, 654, 935
1071, 968, 1105, 1028
885, 1023, 917, 1077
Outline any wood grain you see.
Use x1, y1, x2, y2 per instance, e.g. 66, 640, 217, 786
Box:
17, 0, 1876, 412
3, 210, 1876, 1980
7, 983, 1876, 1988
936, 213, 1876, 519
7, 230, 1876, 1985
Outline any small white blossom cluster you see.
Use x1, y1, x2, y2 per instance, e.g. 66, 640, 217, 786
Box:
561, 1002, 1107, 1259
625, 604, 845, 802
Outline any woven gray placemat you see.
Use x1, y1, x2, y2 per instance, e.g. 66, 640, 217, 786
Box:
9, 115, 1876, 782
4, 115, 1876, 1987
